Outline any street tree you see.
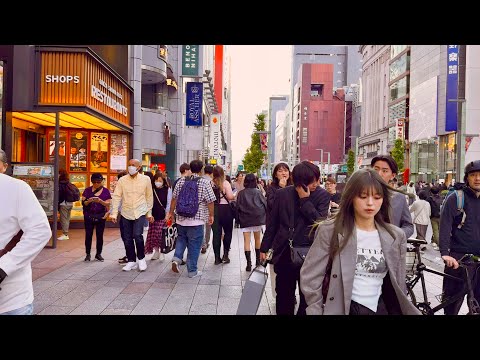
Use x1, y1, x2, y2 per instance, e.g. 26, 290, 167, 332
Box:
391, 138, 405, 173
242, 113, 266, 175
347, 149, 355, 176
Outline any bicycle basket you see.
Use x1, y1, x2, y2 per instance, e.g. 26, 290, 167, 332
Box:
405, 248, 417, 275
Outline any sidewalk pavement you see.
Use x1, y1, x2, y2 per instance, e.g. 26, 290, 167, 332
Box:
32, 226, 276, 315
32, 226, 469, 315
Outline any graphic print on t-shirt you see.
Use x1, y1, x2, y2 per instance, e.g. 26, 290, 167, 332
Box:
356, 248, 387, 277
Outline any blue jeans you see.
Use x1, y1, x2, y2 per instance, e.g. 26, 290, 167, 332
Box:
120, 215, 146, 262
173, 224, 204, 277
1, 303, 33, 315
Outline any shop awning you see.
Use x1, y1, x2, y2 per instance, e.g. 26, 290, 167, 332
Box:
12, 111, 127, 131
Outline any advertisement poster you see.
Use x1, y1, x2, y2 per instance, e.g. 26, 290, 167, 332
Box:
49, 130, 67, 170
110, 133, 127, 172
260, 133, 268, 153
185, 82, 203, 126
12, 164, 55, 217
90, 132, 109, 173
70, 131, 88, 172
109, 174, 119, 193
69, 174, 87, 220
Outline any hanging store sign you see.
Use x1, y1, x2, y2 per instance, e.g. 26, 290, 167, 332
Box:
209, 114, 221, 160
182, 45, 199, 76
185, 82, 203, 126
445, 45, 459, 132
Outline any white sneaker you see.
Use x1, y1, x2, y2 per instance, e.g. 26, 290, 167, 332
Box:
432, 243, 440, 251
138, 258, 147, 271
151, 250, 160, 260
57, 234, 69, 241
122, 262, 138, 271
188, 270, 202, 279
159, 253, 165, 261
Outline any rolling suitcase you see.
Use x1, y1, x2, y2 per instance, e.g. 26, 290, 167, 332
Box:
236, 266, 269, 315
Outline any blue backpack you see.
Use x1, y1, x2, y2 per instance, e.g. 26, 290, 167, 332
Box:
441, 187, 466, 229
176, 176, 201, 218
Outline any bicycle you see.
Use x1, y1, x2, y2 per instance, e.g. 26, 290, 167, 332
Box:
405, 238, 480, 315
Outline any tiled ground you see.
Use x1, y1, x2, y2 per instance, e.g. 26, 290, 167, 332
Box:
33, 226, 277, 315
32, 226, 469, 315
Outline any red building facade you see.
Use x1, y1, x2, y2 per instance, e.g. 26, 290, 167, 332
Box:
297, 63, 345, 165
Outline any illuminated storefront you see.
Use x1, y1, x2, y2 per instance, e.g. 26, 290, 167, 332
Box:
6, 46, 133, 222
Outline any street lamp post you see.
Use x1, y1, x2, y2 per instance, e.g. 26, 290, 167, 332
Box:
324, 151, 330, 177
448, 98, 466, 182
315, 148, 324, 181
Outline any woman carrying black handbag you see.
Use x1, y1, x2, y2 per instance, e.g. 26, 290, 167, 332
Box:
236, 174, 267, 272
260, 161, 330, 315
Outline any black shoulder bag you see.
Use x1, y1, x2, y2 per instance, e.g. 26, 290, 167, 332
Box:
221, 190, 239, 223
289, 192, 311, 267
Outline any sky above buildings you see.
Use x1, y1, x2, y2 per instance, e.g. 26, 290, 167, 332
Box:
228, 45, 291, 165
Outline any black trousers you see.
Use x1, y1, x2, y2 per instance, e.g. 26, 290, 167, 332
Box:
212, 204, 234, 258
84, 216, 106, 255
349, 297, 388, 315
443, 251, 480, 315
274, 262, 307, 315
120, 215, 146, 262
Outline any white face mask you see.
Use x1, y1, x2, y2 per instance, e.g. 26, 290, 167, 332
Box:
155, 182, 163, 188
128, 166, 138, 175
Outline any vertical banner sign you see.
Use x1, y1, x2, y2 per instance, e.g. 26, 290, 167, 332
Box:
209, 114, 221, 160
185, 82, 203, 126
396, 118, 405, 139
446, 45, 459, 132
260, 133, 268, 153
182, 45, 199, 76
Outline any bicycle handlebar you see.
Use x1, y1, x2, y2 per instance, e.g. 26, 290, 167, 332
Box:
444, 254, 480, 267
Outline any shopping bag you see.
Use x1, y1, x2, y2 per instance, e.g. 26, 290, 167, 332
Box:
236, 267, 269, 315
161, 223, 178, 254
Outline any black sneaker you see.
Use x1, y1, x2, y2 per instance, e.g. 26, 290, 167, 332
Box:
95, 254, 104, 262
214, 257, 222, 265
181, 260, 186, 265
84, 254, 91, 262
118, 256, 128, 264
222, 254, 230, 264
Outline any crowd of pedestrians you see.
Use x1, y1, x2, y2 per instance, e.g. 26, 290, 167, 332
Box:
1, 140, 480, 315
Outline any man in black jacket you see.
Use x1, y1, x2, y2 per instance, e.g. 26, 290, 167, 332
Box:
260, 161, 330, 315
440, 160, 480, 315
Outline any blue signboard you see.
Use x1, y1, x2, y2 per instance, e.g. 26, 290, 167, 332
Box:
185, 82, 203, 126
445, 45, 459, 132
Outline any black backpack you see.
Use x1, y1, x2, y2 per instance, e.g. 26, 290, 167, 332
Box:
65, 182, 80, 202
427, 194, 443, 218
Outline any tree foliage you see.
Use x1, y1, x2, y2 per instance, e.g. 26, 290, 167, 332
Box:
347, 149, 355, 176
242, 113, 267, 175
391, 138, 405, 173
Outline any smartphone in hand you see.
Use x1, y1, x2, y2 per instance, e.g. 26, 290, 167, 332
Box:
301, 184, 308, 192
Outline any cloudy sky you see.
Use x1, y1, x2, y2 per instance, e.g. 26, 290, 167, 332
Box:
227, 45, 291, 165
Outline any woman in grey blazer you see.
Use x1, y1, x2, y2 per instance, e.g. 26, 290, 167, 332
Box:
300, 168, 420, 315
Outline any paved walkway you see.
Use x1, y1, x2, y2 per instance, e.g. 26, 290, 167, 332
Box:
31, 225, 469, 315
33, 227, 276, 315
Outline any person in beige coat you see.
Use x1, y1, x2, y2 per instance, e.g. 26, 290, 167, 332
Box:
300, 168, 421, 315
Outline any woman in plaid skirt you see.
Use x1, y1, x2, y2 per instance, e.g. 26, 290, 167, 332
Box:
145, 172, 172, 260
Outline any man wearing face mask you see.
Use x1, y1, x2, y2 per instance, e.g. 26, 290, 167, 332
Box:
110, 159, 154, 272
0, 149, 51, 315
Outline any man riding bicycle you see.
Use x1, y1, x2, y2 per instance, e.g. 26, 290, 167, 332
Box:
440, 160, 480, 315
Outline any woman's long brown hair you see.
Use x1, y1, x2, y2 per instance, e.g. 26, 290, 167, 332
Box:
213, 165, 225, 192
325, 168, 401, 258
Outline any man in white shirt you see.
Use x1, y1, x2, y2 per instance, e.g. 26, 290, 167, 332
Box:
0, 149, 51, 315
110, 159, 153, 272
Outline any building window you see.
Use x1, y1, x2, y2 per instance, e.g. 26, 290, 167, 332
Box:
297, 86, 301, 103
141, 82, 168, 109
389, 76, 409, 102
311, 84, 324, 97
390, 53, 409, 81
391, 45, 407, 59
